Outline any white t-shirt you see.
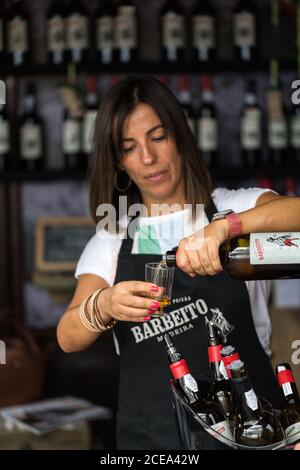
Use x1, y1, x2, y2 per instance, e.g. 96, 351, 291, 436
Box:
75, 187, 273, 355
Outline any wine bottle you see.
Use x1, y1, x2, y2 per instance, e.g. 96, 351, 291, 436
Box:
240, 79, 262, 168
275, 362, 300, 444
19, 82, 44, 172
47, 0, 66, 65
267, 87, 289, 166
115, 0, 138, 64
191, 0, 216, 63
0, 103, 10, 173
220, 345, 240, 379
65, 0, 90, 64
233, 0, 257, 62
196, 75, 218, 168
206, 320, 234, 418
0, 2, 6, 64
229, 360, 284, 446
82, 76, 98, 159
289, 99, 300, 165
160, 0, 185, 63
163, 333, 234, 441
163, 231, 300, 280
95, 0, 116, 64
177, 76, 195, 135
7, 0, 30, 66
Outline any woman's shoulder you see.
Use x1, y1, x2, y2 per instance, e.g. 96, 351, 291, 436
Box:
212, 186, 272, 213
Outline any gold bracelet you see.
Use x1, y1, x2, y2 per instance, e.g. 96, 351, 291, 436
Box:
78, 288, 117, 333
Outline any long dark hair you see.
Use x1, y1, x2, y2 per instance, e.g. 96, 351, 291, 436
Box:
88, 75, 212, 225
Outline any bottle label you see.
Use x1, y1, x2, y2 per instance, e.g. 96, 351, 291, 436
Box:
0, 19, 3, 52
241, 109, 261, 150
67, 14, 88, 50
8, 18, 28, 53
290, 116, 300, 148
245, 388, 258, 411
221, 352, 240, 378
21, 124, 42, 160
197, 117, 218, 151
97, 16, 114, 50
285, 422, 300, 444
48, 16, 65, 52
250, 232, 300, 265
208, 344, 222, 363
83, 110, 97, 153
193, 16, 215, 49
268, 119, 288, 149
0, 120, 9, 153
163, 13, 185, 48
115, 8, 137, 49
182, 374, 199, 393
211, 419, 234, 441
219, 360, 229, 380
234, 13, 255, 48
170, 359, 190, 380
63, 120, 81, 153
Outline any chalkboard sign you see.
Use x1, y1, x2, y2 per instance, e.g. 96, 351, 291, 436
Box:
35, 217, 95, 272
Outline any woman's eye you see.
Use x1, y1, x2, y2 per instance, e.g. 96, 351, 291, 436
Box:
152, 135, 166, 142
123, 146, 135, 154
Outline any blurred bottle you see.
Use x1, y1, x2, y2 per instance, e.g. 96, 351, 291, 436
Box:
233, 0, 258, 62
7, 0, 30, 66
0, 103, 10, 173
240, 79, 262, 168
177, 76, 195, 136
289, 99, 300, 165
82, 76, 98, 160
19, 82, 44, 172
161, 0, 185, 63
47, 0, 66, 65
191, 0, 216, 63
65, 0, 90, 64
229, 360, 284, 446
266, 86, 289, 166
275, 362, 300, 444
196, 75, 218, 168
115, 0, 138, 64
95, 0, 116, 64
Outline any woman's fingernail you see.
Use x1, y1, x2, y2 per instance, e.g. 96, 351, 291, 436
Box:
151, 285, 159, 292
151, 301, 160, 309
144, 316, 151, 321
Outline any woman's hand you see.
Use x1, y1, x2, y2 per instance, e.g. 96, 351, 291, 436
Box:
176, 219, 229, 277
100, 281, 162, 322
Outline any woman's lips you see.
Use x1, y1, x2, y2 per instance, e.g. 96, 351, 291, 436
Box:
145, 171, 167, 182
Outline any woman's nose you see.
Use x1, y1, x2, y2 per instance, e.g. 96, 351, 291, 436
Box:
140, 144, 157, 165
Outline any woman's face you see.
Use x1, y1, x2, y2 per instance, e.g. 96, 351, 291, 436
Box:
119, 103, 185, 210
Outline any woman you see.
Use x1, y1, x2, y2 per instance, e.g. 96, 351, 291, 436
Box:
57, 76, 300, 450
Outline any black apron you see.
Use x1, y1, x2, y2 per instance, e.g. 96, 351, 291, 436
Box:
113, 201, 284, 450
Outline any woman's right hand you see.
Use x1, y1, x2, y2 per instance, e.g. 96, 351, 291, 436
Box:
100, 281, 162, 323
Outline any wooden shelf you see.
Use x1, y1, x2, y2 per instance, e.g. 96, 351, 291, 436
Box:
0, 59, 297, 78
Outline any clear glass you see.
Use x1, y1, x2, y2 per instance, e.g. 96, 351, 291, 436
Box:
145, 262, 175, 316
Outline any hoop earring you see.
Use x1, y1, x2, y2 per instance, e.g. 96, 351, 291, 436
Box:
114, 170, 132, 192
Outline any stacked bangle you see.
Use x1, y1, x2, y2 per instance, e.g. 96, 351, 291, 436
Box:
79, 288, 117, 333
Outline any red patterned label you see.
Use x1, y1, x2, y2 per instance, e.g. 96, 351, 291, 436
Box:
222, 352, 239, 378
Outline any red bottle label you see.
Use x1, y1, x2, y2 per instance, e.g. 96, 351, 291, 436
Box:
170, 359, 190, 380
277, 369, 295, 386
222, 352, 240, 378
208, 344, 222, 363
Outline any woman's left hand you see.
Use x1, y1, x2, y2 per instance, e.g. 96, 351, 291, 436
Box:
176, 219, 230, 277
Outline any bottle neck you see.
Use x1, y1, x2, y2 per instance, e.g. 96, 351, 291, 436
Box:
277, 368, 300, 403
232, 377, 261, 420
244, 92, 257, 107
23, 95, 36, 114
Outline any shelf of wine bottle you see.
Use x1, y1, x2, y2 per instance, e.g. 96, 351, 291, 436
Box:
0, 59, 297, 78
1, 165, 299, 183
